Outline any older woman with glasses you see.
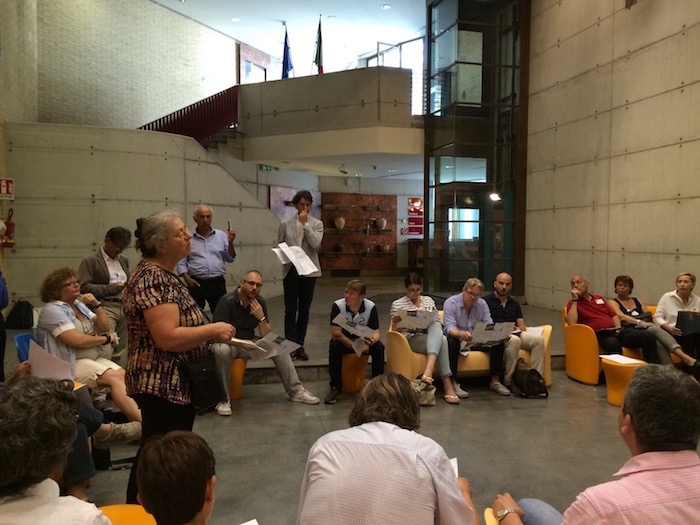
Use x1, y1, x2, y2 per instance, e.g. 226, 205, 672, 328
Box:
37, 267, 142, 424
123, 210, 234, 503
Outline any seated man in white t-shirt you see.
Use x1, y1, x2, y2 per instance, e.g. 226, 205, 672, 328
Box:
0, 377, 110, 525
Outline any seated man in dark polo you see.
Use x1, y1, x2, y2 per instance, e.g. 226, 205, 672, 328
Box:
78, 226, 131, 365
324, 279, 384, 405
484, 272, 545, 389
211, 270, 319, 416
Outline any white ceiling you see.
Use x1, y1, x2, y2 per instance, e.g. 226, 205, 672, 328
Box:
149, 0, 428, 180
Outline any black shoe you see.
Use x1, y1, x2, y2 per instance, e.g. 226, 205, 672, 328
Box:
294, 347, 309, 361
324, 387, 342, 404
684, 360, 700, 379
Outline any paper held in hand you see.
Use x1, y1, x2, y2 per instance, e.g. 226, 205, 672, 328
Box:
228, 332, 300, 361
396, 308, 433, 331
461, 322, 514, 353
332, 313, 376, 356
272, 242, 319, 276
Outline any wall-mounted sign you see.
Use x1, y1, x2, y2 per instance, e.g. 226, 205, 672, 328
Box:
0, 179, 15, 201
407, 197, 423, 235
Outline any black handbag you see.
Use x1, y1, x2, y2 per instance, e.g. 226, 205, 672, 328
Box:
511, 358, 548, 398
178, 350, 225, 414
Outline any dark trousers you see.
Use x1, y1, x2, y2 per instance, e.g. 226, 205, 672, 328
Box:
126, 394, 196, 503
596, 331, 622, 354
64, 403, 104, 487
283, 268, 317, 347
676, 333, 700, 359
328, 339, 385, 390
0, 314, 6, 382
447, 336, 505, 379
188, 276, 227, 313
618, 326, 659, 362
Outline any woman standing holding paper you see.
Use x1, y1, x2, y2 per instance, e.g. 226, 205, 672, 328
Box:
277, 190, 323, 361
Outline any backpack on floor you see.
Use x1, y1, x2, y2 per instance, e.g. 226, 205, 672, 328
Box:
511, 358, 548, 398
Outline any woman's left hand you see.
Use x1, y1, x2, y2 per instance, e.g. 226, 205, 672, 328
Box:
79, 293, 100, 307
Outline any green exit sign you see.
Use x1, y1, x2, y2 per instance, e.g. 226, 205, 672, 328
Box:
259, 164, 272, 172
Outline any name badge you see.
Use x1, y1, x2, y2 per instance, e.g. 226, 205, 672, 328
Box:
595, 298, 605, 305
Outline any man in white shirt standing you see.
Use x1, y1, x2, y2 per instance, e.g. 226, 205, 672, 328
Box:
78, 226, 131, 366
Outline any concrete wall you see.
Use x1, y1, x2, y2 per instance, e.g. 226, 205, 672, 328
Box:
526, 0, 700, 309
36, 0, 238, 128
4, 123, 283, 305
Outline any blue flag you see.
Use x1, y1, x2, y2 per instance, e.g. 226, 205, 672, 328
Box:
282, 28, 293, 79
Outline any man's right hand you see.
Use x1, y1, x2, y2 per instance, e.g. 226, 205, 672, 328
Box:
570, 288, 580, 300
460, 330, 472, 342
183, 275, 200, 288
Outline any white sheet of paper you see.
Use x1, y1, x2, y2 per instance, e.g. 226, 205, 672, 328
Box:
601, 354, 645, 365
525, 325, 545, 336
28, 340, 72, 380
272, 247, 291, 264
352, 338, 367, 357
256, 332, 299, 358
396, 308, 432, 331
332, 313, 376, 340
450, 457, 459, 477
239, 520, 260, 525
275, 242, 319, 276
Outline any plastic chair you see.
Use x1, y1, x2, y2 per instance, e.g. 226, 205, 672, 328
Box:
99, 504, 156, 525
561, 308, 603, 385
230, 357, 247, 400
341, 353, 370, 393
484, 507, 499, 525
601, 356, 647, 406
13, 332, 37, 362
385, 330, 427, 380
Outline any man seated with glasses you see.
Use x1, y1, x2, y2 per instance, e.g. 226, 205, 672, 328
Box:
443, 277, 511, 396
210, 270, 319, 416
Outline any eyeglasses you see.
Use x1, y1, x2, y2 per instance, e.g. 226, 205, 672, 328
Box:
173, 227, 190, 239
61, 280, 80, 288
463, 290, 480, 298
243, 280, 263, 288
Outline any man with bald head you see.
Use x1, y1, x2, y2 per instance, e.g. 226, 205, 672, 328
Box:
484, 272, 545, 389
566, 274, 622, 354
178, 204, 237, 313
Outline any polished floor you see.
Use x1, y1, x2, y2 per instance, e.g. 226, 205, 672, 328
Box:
3, 277, 638, 524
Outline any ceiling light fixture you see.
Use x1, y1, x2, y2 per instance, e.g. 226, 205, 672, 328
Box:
230, 17, 240, 22
380, 4, 391, 10
338, 164, 348, 175
489, 193, 502, 202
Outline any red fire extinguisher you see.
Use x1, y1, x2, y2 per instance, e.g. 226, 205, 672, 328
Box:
3, 208, 15, 248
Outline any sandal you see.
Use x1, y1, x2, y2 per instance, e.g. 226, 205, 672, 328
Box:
420, 374, 434, 386
443, 394, 460, 405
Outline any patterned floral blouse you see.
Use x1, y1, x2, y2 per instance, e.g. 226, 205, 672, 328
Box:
124, 260, 206, 405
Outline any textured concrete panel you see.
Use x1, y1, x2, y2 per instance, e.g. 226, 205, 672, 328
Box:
527, 162, 611, 212
609, 141, 700, 204
530, 17, 614, 94
608, 199, 700, 254
526, 206, 610, 252
610, 82, 700, 156
612, 25, 700, 107
613, 0, 700, 60
529, 65, 613, 134
528, 112, 612, 171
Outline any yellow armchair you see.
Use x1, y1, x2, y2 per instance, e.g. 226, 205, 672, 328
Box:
562, 307, 603, 385
385, 330, 427, 380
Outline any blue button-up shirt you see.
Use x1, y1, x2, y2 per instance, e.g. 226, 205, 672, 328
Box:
442, 293, 493, 335
177, 228, 234, 279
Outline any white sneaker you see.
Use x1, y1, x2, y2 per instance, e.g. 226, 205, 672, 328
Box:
454, 384, 470, 399
216, 400, 232, 416
290, 388, 320, 405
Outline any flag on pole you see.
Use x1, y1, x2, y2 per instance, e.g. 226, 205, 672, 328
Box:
313, 16, 323, 75
282, 27, 293, 79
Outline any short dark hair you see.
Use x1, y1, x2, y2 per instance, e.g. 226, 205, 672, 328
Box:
40, 267, 77, 302
614, 275, 634, 292
105, 226, 132, 245
623, 365, 700, 452
292, 190, 313, 205
0, 377, 81, 497
404, 272, 422, 288
137, 431, 216, 525
348, 373, 421, 432
346, 279, 366, 296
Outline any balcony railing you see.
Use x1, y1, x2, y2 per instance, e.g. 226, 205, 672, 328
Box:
139, 86, 239, 142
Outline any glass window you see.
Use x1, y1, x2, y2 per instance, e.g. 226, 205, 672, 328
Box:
448, 208, 479, 241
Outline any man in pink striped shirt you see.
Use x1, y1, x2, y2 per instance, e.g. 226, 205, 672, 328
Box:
491, 365, 700, 524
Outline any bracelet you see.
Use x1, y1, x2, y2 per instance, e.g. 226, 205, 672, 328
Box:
258, 316, 266, 323
100, 333, 110, 345
90, 302, 102, 309
571, 299, 578, 302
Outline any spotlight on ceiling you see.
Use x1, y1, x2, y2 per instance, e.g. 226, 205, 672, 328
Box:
489, 193, 502, 202
338, 164, 348, 175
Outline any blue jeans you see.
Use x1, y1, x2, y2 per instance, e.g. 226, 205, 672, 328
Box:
518, 498, 564, 525
406, 322, 451, 378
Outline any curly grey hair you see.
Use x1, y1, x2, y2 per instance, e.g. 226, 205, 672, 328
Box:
134, 209, 181, 258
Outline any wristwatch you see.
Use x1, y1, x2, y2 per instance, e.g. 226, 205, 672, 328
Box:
496, 507, 519, 521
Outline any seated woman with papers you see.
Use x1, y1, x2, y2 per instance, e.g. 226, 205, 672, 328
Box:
653, 272, 700, 377
389, 273, 460, 405
36, 267, 142, 423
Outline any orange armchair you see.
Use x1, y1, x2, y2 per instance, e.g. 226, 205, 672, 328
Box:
562, 307, 603, 385
385, 330, 427, 380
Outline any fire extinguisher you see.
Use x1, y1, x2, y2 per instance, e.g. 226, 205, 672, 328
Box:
3, 208, 15, 248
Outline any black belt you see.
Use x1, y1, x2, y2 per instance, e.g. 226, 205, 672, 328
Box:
192, 276, 225, 283
103, 298, 122, 303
